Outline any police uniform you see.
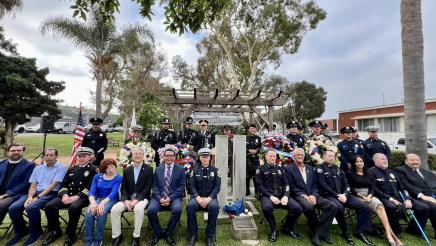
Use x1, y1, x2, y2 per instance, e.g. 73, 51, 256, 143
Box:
286, 121, 306, 148
367, 166, 429, 236
44, 147, 97, 245
178, 117, 199, 146
246, 142, 260, 196
82, 117, 108, 166
151, 118, 177, 166
337, 127, 364, 171
195, 120, 215, 151
308, 120, 332, 141
316, 163, 373, 244
186, 148, 220, 246
256, 163, 302, 241
363, 126, 391, 169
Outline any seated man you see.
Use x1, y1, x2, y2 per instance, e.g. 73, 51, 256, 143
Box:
284, 148, 336, 246
147, 147, 186, 246
367, 153, 429, 237
43, 147, 98, 246
186, 148, 221, 246
316, 150, 374, 246
111, 147, 154, 246
0, 143, 35, 226
256, 149, 303, 242
7, 147, 67, 246
395, 153, 436, 238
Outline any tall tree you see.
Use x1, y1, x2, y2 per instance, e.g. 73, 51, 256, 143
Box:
0, 26, 17, 55
0, 0, 22, 18
0, 53, 65, 149
41, 7, 153, 119
401, 0, 428, 168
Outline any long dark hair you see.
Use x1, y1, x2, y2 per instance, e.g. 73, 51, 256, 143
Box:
350, 155, 366, 174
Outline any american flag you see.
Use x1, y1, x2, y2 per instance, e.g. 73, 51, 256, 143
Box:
69, 107, 86, 166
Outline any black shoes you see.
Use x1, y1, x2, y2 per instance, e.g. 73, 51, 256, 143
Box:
132, 237, 140, 246
166, 236, 176, 246
343, 233, 355, 245
268, 230, 279, 242
281, 228, 303, 240
148, 236, 160, 246
42, 230, 62, 245
112, 235, 123, 246
354, 232, 375, 246
312, 234, 322, 246
185, 236, 197, 246
323, 233, 333, 244
206, 236, 216, 246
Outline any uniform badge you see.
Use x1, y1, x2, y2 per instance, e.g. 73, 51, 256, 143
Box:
84, 171, 89, 177
100, 133, 103, 137
382, 142, 385, 146
316, 168, 323, 173
355, 144, 358, 148
217, 170, 220, 177
69, 173, 74, 176
389, 173, 396, 179
286, 186, 289, 191
210, 172, 214, 177
255, 139, 258, 143
278, 170, 282, 175
256, 169, 261, 174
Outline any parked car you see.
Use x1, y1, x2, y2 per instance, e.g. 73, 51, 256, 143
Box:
113, 126, 123, 132
101, 124, 114, 133
26, 124, 40, 133
54, 121, 76, 134
393, 135, 436, 154
14, 124, 27, 133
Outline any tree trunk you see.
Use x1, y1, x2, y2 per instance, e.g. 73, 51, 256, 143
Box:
95, 67, 104, 118
4, 121, 16, 157
122, 113, 130, 142
401, 0, 428, 169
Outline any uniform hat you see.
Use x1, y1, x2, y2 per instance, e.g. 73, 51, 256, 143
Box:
198, 148, 212, 156
184, 117, 194, 124
248, 123, 256, 128
76, 147, 94, 155
340, 126, 356, 134
366, 125, 380, 132
297, 123, 304, 130
308, 120, 322, 127
161, 117, 171, 124
130, 125, 143, 131
90, 117, 103, 125
286, 121, 299, 129
223, 124, 231, 130
199, 119, 209, 125
321, 122, 328, 129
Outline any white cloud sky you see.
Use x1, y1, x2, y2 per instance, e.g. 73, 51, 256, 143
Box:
2, 0, 435, 119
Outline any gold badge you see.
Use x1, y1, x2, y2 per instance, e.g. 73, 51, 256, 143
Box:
84, 171, 89, 177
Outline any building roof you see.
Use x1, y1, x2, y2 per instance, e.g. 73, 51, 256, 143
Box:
338, 98, 436, 113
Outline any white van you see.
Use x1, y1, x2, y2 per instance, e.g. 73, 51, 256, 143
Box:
54, 121, 76, 134
393, 135, 436, 154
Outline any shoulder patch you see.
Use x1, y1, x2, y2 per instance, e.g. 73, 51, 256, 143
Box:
316, 168, 323, 173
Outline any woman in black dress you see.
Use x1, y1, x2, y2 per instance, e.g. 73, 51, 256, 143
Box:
347, 155, 403, 246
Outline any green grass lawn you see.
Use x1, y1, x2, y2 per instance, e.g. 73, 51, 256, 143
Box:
0, 199, 433, 246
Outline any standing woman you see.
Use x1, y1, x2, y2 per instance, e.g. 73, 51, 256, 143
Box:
346, 155, 403, 246
85, 158, 122, 246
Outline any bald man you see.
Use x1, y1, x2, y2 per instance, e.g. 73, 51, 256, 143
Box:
396, 154, 436, 238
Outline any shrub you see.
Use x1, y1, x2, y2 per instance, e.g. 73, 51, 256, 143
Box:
390, 151, 436, 170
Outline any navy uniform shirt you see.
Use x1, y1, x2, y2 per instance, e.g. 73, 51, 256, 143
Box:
151, 129, 177, 151
58, 162, 97, 198
363, 138, 391, 168
367, 166, 410, 201
337, 139, 364, 170
316, 163, 350, 197
196, 130, 215, 151
286, 133, 306, 148
178, 128, 199, 146
246, 134, 262, 152
188, 165, 221, 199
256, 164, 290, 198
82, 129, 108, 156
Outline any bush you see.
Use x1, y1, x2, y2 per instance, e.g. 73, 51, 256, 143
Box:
390, 151, 436, 170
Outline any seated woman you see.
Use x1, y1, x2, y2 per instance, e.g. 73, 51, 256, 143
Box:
85, 158, 122, 246
346, 155, 403, 246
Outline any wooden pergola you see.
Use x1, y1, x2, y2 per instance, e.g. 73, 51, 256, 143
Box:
158, 88, 287, 130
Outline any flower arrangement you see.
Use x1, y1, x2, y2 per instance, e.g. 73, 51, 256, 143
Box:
304, 134, 338, 165
260, 135, 295, 166
117, 141, 155, 168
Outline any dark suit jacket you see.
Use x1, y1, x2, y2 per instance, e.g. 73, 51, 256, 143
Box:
395, 165, 436, 198
121, 162, 154, 201
0, 159, 35, 197
284, 164, 319, 197
152, 163, 186, 201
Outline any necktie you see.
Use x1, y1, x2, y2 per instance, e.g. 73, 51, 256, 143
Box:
331, 166, 341, 194
201, 168, 208, 196
163, 165, 171, 198
416, 169, 424, 179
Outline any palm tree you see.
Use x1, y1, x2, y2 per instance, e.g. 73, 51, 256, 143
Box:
0, 0, 22, 18
400, 0, 428, 168
41, 8, 153, 119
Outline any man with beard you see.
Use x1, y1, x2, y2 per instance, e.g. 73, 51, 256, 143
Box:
151, 118, 177, 166
0, 144, 35, 226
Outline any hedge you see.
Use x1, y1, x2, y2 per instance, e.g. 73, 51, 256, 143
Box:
390, 151, 436, 170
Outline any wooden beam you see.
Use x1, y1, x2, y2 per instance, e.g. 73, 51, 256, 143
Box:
161, 97, 285, 106
232, 89, 240, 100
249, 90, 261, 101
175, 106, 197, 127
249, 105, 270, 126
194, 88, 197, 99
172, 88, 178, 98
213, 89, 219, 100
174, 106, 252, 113
268, 105, 274, 130
265, 90, 283, 100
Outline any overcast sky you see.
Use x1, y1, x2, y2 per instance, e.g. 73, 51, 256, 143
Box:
2, 0, 435, 118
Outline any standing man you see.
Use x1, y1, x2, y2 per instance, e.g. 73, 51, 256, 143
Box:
363, 126, 391, 169
82, 117, 108, 167
125, 125, 145, 145
111, 147, 154, 246
246, 124, 261, 196
0, 144, 35, 226
195, 119, 215, 151
395, 153, 436, 238
147, 148, 186, 246
308, 120, 331, 140
43, 147, 98, 246
7, 147, 67, 246
316, 150, 374, 246
337, 126, 364, 171
151, 117, 178, 166
186, 148, 221, 246
286, 121, 306, 148
284, 148, 336, 246
178, 117, 198, 146
256, 149, 303, 242
367, 153, 429, 237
